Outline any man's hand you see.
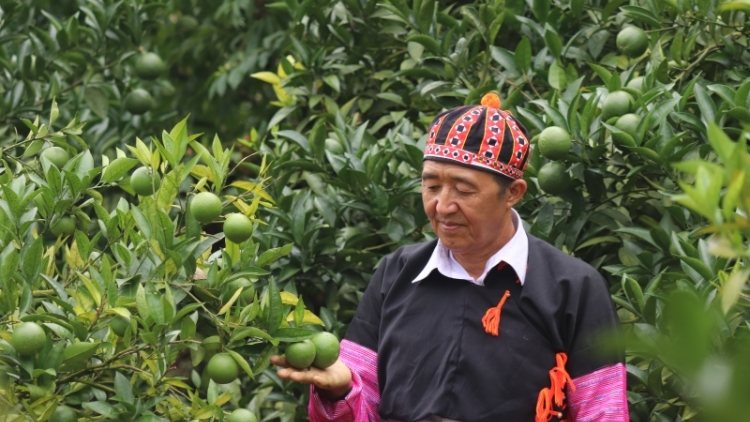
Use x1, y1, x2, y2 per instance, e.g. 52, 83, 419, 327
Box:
270, 355, 353, 400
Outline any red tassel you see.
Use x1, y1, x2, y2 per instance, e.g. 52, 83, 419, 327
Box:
481, 290, 510, 336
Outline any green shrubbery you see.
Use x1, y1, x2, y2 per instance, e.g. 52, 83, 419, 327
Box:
2, 0, 750, 420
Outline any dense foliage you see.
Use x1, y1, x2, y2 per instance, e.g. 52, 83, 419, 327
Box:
2, 0, 750, 421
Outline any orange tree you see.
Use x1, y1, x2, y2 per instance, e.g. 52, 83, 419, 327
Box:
0, 111, 328, 421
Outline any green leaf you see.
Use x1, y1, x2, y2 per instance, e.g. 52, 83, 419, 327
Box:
547, 61, 567, 90
722, 268, 750, 314
102, 157, 139, 183
417, 0, 435, 33
693, 83, 716, 125
623, 276, 645, 314
267, 279, 283, 334
707, 122, 735, 164
21, 235, 43, 285
514, 37, 531, 73
407, 34, 441, 55
230, 327, 279, 346
63, 342, 99, 365
114, 372, 134, 404
543, 25, 563, 59
84, 86, 109, 119
227, 349, 255, 379
273, 327, 318, 342
460, 6, 487, 40
587, 62, 612, 85
532, 0, 551, 23
258, 243, 294, 267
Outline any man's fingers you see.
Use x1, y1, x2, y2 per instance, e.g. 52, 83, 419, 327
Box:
270, 355, 289, 367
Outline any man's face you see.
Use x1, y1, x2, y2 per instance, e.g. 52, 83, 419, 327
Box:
421, 160, 524, 256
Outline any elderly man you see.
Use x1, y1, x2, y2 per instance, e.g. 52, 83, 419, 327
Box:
271, 94, 628, 422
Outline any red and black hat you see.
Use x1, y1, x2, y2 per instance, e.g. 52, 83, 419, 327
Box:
423, 93, 532, 180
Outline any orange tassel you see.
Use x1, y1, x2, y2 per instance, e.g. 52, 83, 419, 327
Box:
534, 352, 574, 421
481, 92, 501, 109
481, 290, 510, 336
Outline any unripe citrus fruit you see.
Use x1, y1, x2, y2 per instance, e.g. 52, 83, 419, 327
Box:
310, 332, 340, 369
130, 167, 161, 196
40, 146, 70, 168
190, 192, 222, 224
602, 91, 634, 120
110, 311, 131, 337
223, 213, 253, 243
285, 339, 316, 369
223, 278, 255, 303
537, 127, 571, 161
616, 26, 649, 58
626, 76, 645, 93
51, 216, 76, 237
50, 405, 77, 422
206, 353, 239, 384
135, 52, 166, 80
537, 162, 570, 196
124, 88, 154, 115
226, 409, 258, 422
612, 113, 642, 148
11, 322, 46, 356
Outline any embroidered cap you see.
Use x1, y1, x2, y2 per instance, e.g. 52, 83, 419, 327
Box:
424, 93, 532, 180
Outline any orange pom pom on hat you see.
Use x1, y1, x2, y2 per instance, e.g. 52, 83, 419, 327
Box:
423, 93, 532, 181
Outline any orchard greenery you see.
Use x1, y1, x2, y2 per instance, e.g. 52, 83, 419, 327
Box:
4, 0, 750, 421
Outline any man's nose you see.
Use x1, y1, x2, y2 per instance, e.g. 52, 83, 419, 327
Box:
434, 190, 458, 215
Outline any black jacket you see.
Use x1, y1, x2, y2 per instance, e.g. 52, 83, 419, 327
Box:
346, 234, 622, 422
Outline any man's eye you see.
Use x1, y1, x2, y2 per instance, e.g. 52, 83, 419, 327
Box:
425, 185, 439, 191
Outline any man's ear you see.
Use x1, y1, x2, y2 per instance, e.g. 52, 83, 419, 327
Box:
506, 179, 527, 207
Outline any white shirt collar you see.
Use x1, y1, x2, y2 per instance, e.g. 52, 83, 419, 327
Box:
412, 209, 528, 286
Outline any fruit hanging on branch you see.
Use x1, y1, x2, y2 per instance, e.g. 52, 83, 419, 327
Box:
135, 52, 166, 80
130, 167, 161, 196
11, 322, 46, 356
124, 88, 154, 115
223, 213, 253, 243
538, 127, 571, 161
206, 352, 239, 384
190, 192, 222, 224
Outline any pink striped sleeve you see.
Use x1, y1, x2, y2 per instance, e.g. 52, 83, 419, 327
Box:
568, 363, 629, 422
308, 339, 381, 422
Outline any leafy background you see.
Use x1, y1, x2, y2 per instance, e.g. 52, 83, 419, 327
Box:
2, 0, 750, 420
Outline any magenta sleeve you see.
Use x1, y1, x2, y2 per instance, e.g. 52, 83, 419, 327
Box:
308, 339, 381, 422
567, 363, 629, 422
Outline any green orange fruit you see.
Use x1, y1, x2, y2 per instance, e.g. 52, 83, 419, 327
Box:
223, 213, 253, 243
537, 162, 570, 196
124, 88, 154, 115
11, 322, 46, 356
226, 409, 258, 422
223, 278, 255, 303
110, 311, 131, 337
602, 91, 634, 121
130, 167, 161, 196
612, 113, 642, 149
285, 339, 316, 369
626, 76, 645, 93
190, 192, 222, 224
310, 332, 340, 369
135, 52, 166, 80
51, 216, 76, 237
616, 26, 649, 58
206, 353, 239, 384
537, 127, 572, 161
40, 146, 70, 169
